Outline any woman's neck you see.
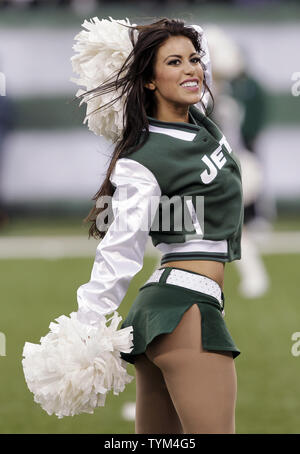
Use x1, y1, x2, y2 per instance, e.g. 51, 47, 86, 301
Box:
153, 104, 190, 123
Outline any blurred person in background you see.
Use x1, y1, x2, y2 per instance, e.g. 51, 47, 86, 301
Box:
229, 61, 277, 229
205, 25, 270, 298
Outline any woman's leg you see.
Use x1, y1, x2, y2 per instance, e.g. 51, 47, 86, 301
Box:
134, 352, 183, 434
134, 354, 183, 434
145, 304, 237, 434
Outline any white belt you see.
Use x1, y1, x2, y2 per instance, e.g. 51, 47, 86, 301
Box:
143, 267, 224, 310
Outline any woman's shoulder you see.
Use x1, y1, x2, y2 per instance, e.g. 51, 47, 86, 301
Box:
111, 155, 162, 192
123, 133, 163, 168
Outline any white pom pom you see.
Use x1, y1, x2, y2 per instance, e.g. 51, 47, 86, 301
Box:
22, 311, 134, 418
70, 17, 134, 142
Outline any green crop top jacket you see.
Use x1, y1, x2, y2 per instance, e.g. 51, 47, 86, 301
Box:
76, 104, 244, 325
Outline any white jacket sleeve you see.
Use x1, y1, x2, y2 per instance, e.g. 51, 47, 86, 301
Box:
76, 157, 161, 326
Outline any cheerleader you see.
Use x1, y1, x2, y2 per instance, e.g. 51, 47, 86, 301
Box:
23, 17, 243, 434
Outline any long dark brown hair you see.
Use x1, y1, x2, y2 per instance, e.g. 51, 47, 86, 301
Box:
76, 17, 214, 239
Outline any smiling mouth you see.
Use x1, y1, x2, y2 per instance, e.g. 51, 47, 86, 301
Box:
180, 81, 199, 87
180, 80, 200, 92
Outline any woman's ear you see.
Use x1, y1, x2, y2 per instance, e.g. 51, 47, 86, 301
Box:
144, 81, 156, 91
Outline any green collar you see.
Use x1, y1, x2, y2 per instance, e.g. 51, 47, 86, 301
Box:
147, 105, 224, 143
147, 105, 205, 133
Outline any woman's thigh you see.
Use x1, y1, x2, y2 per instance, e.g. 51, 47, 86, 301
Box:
145, 304, 237, 434
134, 352, 183, 434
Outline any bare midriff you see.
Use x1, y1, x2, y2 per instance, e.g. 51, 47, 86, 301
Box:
159, 260, 225, 291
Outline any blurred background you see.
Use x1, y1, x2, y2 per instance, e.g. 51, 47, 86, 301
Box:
0, 0, 300, 434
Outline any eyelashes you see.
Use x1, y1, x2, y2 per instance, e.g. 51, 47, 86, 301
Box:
168, 57, 202, 65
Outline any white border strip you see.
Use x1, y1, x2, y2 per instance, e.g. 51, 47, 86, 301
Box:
156, 238, 228, 255
149, 125, 196, 142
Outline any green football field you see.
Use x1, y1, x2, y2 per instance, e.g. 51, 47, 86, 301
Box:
0, 219, 300, 434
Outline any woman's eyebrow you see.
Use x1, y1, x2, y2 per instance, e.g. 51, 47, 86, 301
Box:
163, 52, 199, 62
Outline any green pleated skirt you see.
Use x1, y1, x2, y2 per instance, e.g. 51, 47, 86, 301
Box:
120, 267, 240, 364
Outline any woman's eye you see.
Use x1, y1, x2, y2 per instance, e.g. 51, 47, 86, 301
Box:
168, 57, 201, 65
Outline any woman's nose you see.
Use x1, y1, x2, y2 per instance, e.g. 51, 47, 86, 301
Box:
183, 61, 195, 74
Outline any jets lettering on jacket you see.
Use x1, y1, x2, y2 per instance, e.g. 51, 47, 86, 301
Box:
200, 136, 232, 184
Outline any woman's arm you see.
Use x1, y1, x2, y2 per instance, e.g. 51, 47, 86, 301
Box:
76, 157, 161, 326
